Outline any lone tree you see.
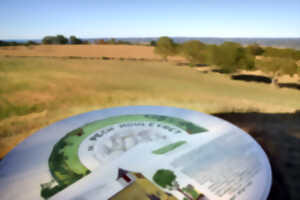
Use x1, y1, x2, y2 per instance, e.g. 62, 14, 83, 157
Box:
212, 42, 255, 73
256, 57, 298, 87
153, 169, 195, 200
180, 40, 207, 66
154, 36, 177, 61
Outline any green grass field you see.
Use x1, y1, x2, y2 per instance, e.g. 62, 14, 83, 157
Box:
1, 56, 300, 158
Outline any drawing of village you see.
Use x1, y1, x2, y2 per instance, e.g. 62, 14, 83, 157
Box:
40, 114, 264, 200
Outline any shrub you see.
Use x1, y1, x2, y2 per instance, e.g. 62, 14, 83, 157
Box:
180, 40, 207, 65
154, 36, 177, 61
211, 42, 255, 73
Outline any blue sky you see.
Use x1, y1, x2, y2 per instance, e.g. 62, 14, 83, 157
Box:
1, 0, 300, 39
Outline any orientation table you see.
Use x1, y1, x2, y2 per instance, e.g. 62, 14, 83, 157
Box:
0, 106, 272, 200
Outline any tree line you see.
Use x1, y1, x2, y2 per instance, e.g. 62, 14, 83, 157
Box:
42, 35, 132, 45
0, 35, 135, 46
42, 35, 87, 45
0, 35, 86, 46
0, 40, 38, 47
154, 36, 300, 87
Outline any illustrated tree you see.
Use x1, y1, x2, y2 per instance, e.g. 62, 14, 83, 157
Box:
180, 40, 207, 66
211, 42, 255, 73
256, 57, 298, 87
154, 36, 177, 61
153, 169, 195, 200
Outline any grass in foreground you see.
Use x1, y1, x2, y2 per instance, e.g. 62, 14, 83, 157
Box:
1, 56, 300, 158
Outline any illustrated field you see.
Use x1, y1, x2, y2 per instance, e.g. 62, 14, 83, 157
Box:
45, 114, 206, 198
152, 141, 187, 155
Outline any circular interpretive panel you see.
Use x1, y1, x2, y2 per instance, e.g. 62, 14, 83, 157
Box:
0, 106, 272, 200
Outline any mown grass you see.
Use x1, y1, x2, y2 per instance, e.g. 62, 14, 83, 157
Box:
1, 56, 300, 158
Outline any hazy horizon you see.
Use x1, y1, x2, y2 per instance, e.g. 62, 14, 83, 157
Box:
2, 36, 300, 42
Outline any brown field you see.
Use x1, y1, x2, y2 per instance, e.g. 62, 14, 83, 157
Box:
0, 44, 185, 61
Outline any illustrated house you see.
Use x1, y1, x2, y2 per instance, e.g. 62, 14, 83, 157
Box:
107, 168, 137, 200
116, 168, 136, 187
108, 169, 178, 200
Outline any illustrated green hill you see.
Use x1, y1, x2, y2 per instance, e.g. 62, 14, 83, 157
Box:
41, 114, 207, 198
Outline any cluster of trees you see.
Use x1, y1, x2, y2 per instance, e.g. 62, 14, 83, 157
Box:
94, 38, 131, 45
3, 35, 134, 46
154, 36, 300, 87
263, 46, 300, 60
154, 37, 256, 72
42, 35, 68, 44
42, 35, 85, 45
256, 57, 298, 86
0, 40, 38, 46
0, 35, 87, 46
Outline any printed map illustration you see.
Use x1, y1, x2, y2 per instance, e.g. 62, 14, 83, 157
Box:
42, 114, 208, 199
0, 106, 272, 200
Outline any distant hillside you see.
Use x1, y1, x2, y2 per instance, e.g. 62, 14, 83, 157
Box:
175, 37, 300, 50
89, 37, 300, 50
3, 37, 300, 50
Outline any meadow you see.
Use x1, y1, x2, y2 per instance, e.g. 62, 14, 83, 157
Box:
1, 45, 300, 199
1, 55, 300, 158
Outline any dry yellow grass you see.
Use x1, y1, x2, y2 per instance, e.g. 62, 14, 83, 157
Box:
0, 44, 185, 61
1, 51, 299, 199
238, 69, 300, 83
1, 56, 300, 158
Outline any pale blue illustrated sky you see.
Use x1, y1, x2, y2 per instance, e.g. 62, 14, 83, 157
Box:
0, 0, 300, 39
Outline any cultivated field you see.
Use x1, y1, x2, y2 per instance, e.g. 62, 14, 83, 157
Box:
0, 44, 184, 61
